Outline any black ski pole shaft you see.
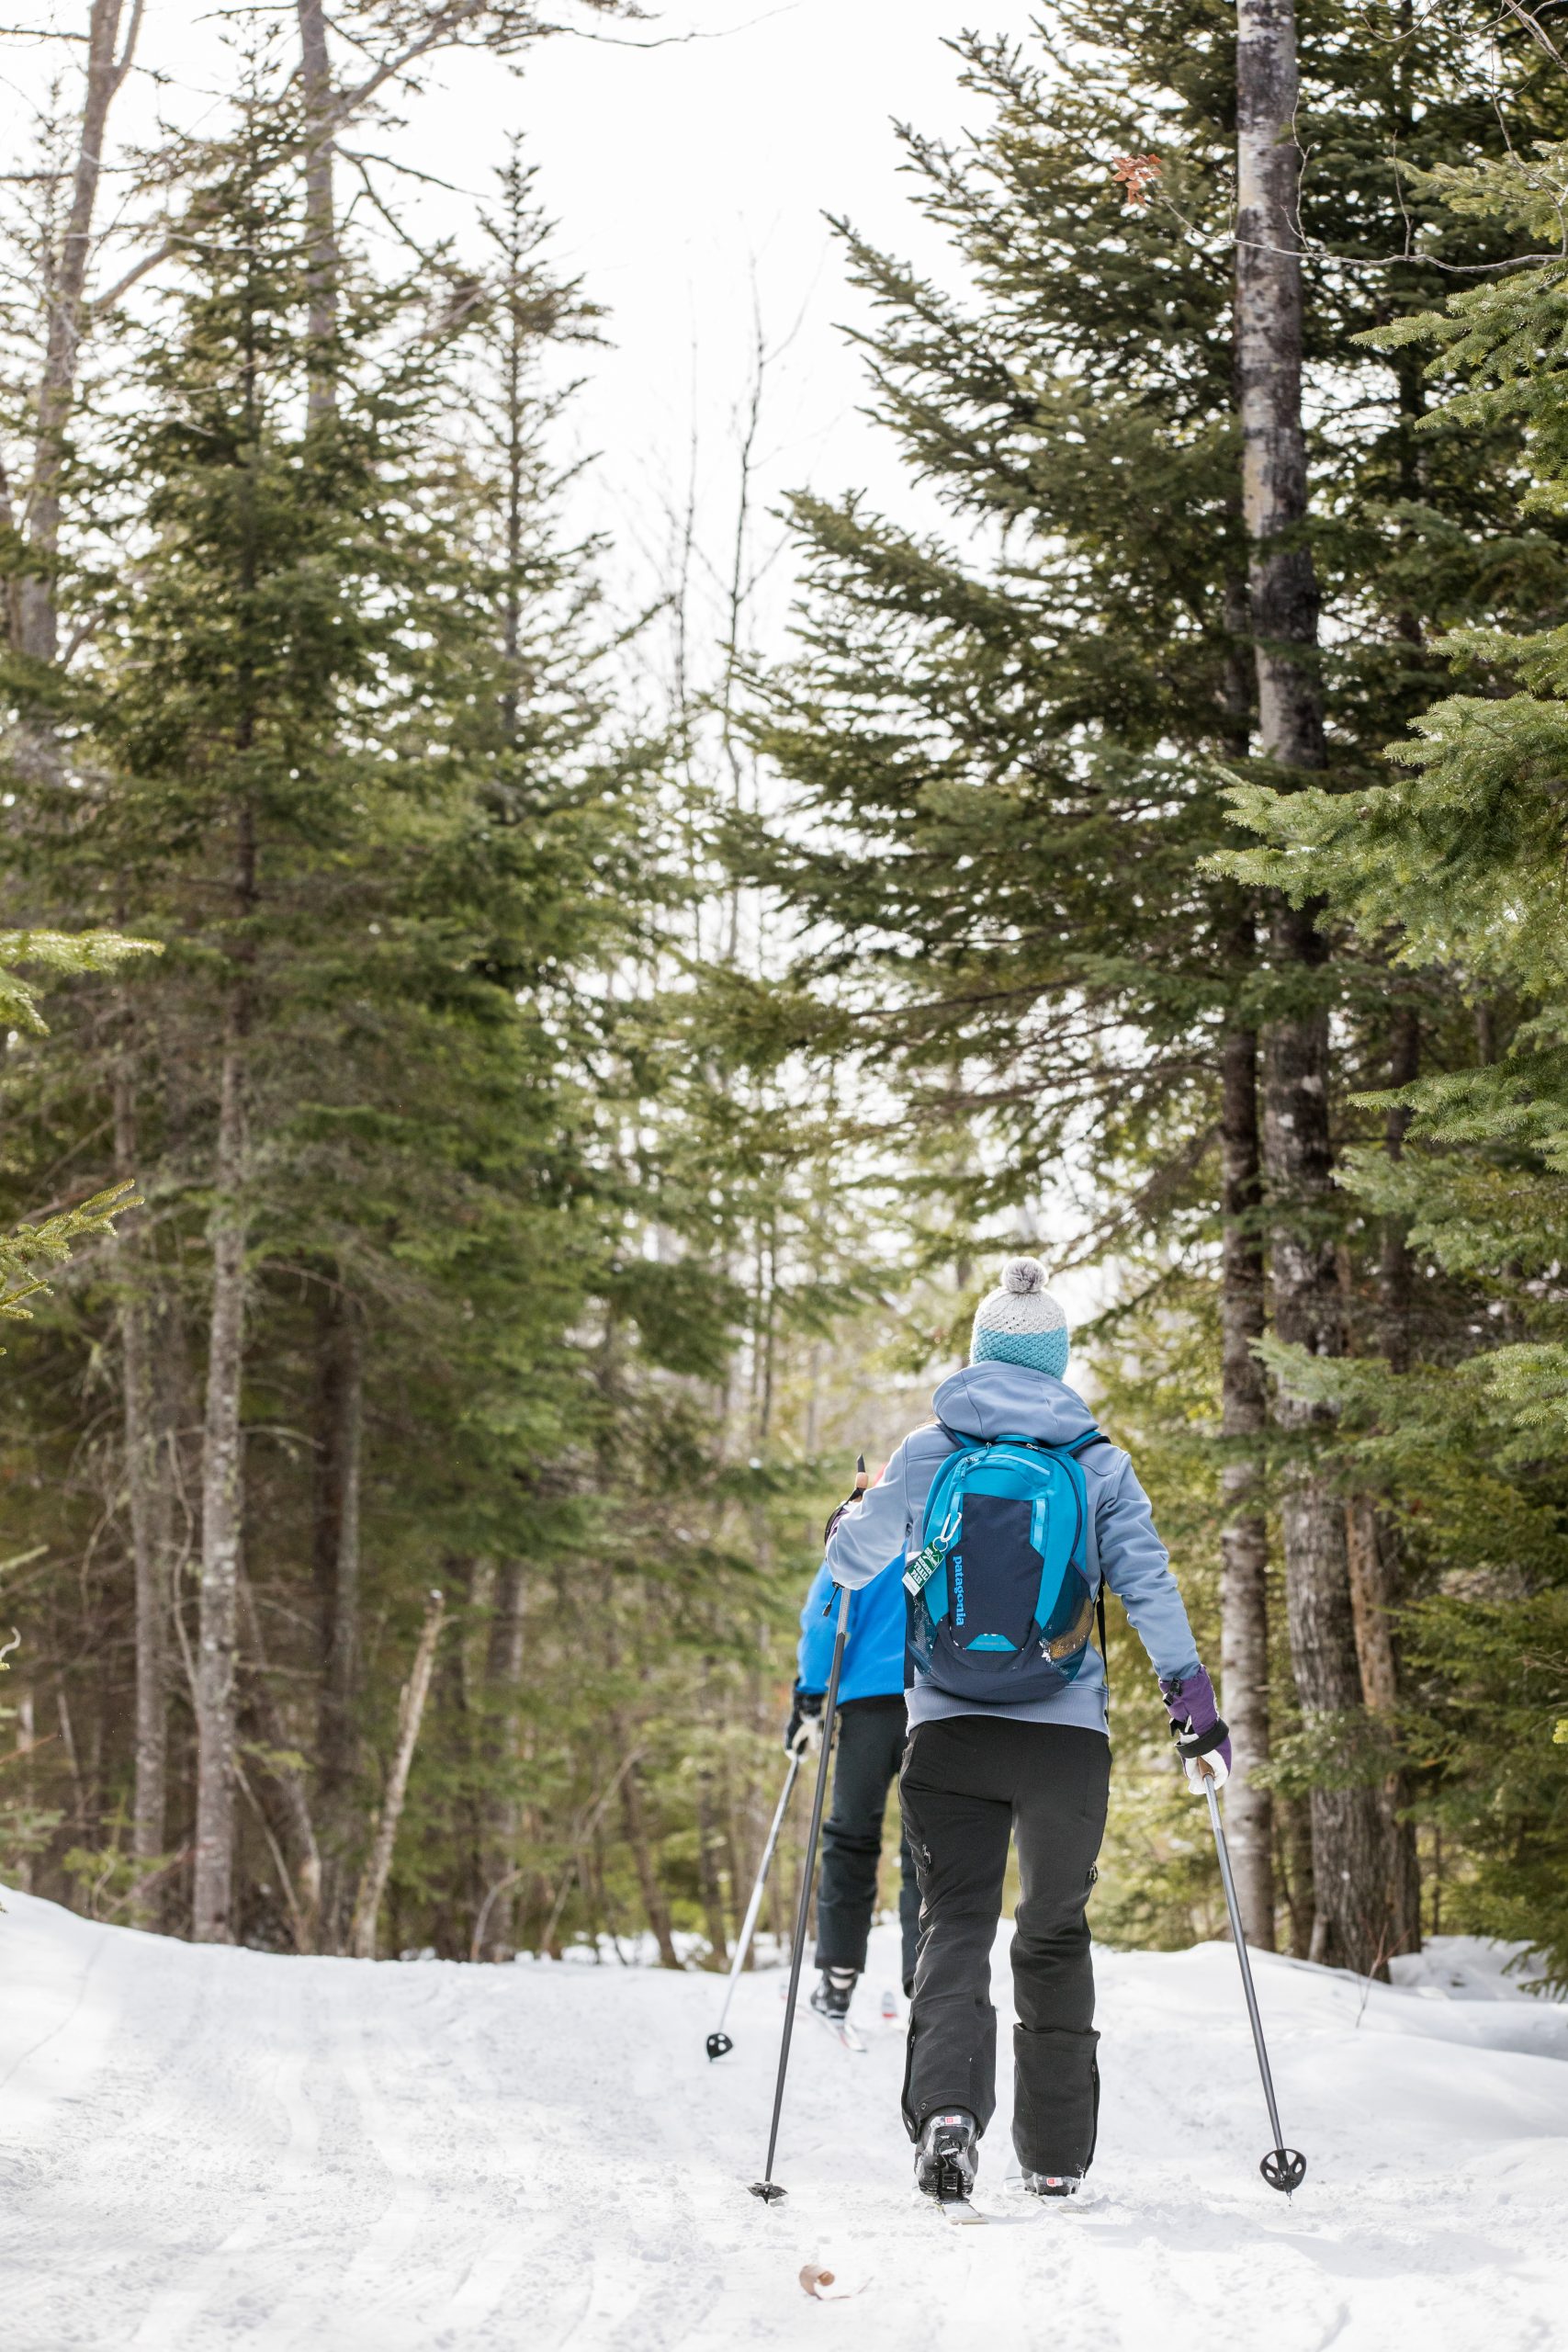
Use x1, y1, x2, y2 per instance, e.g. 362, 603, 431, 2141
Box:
1201, 1768, 1306, 2195
749, 1581, 852, 2203
706, 1750, 802, 2060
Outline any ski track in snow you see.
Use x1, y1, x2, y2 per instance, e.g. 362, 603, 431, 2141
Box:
4, 1890, 1568, 2351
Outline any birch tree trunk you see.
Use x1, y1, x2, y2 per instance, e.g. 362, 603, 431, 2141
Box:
1217, 565, 1275, 1947
296, 0, 339, 425
192, 996, 249, 1943
193, 795, 256, 1945
350, 1589, 446, 1961
16, 0, 139, 663
113, 1046, 172, 1909
1236, 0, 1393, 1976
312, 1279, 363, 1947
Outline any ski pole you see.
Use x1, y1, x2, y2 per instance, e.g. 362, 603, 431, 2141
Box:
1201, 1763, 1306, 2195
706, 1750, 802, 2061
748, 1580, 852, 2204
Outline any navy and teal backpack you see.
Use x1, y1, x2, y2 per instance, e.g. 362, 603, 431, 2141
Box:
904, 1426, 1108, 1703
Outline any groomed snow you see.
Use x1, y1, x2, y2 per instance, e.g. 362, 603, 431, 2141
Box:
4, 1885, 1567, 2350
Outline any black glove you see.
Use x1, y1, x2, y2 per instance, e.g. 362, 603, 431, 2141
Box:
784, 1687, 825, 1755
822, 1453, 869, 1547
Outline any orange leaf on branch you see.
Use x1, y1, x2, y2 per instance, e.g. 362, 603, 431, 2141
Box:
1111, 153, 1161, 208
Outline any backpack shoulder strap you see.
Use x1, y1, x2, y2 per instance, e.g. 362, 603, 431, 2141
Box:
1066, 1430, 1115, 1709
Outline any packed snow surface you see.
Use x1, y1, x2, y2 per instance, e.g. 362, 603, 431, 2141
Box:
4, 1887, 1568, 2351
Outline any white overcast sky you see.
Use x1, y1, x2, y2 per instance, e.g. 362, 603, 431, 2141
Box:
6, 0, 1106, 1286
481, 0, 1036, 612
96, 0, 1041, 650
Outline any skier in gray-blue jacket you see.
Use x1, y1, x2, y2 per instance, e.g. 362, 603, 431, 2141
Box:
788, 1533, 919, 2030
822, 1257, 1231, 2205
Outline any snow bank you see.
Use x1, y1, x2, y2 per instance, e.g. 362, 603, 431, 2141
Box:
4, 1885, 1567, 2350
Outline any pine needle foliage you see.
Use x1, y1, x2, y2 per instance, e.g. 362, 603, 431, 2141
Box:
1225, 112, 1568, 1980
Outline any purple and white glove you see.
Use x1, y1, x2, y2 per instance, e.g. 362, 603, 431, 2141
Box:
1160, 1666, 1233, 1794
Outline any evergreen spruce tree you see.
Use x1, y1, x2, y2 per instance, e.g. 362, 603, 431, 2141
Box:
0, 928, 153, 1323
1227, 109, 1568, 1975
746, 1, 1568, 1964
0, 73, 852, 1962
0, 83, 648, 1945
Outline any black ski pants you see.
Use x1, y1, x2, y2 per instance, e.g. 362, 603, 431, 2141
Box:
899, 1715, 1110, 2178
814, 1694, 921, 1988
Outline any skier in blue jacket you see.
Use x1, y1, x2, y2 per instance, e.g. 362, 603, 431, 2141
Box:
786, 1523, 919, 2030
821, 1258, 1231, 2205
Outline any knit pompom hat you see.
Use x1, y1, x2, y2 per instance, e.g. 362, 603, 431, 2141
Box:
970, 1256, 1070, 1379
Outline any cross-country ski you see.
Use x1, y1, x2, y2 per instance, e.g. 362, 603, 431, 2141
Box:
806, 1999, 868, 2053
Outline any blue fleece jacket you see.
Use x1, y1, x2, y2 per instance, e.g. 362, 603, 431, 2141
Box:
820, 1362, 1201, 1736
795, 1552, 908, 1703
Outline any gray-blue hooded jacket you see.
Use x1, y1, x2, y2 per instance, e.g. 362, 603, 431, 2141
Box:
820, 1361, 1201, 1736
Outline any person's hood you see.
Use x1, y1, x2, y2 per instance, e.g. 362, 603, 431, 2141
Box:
931, 1361, 1097, 1447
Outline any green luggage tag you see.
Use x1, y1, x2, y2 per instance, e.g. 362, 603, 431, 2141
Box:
903, 1539, 942, 1598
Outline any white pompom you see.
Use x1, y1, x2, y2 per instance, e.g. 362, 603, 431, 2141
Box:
1000, 1257, 1046, 1295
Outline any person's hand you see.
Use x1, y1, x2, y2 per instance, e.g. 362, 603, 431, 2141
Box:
784, 1688, 825, 1756
822, 1453, 869, 1546
1159, 1665, 1233, 1794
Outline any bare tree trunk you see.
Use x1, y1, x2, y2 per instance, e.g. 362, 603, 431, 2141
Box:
476, 1562, 527, 1961
611, 1724, 679, 1969
1278, 1792, 1314, 1959
192, 993, 249, 1944
16, 0, 140, 663
496, 145, 530, 748
1342, 1008, 1417, 1729
1262, 940, 1389, 1973
1378, 1001, 1420, 1377
1340, 1008, 1421, 1960
11, 1685, 36, 1893
238, 1573, 322, 1949
450, 1557, 497, 1954
1236, 0, 1325, 777
1344, 1501, 1400, 1716
694, 1756, 730, 1970
1236, 0, 1391, 1978
312, 1278, 363, 1946
1217, 558, 1275, 1951
113, 1046, 171, 1910
1218, 1008, 1275, 1947
296, 0, 340, 425
350, 1589, 446, 1961
1360, 1000, 1422, 1954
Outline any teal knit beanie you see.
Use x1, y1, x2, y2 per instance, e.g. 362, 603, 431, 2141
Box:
970, 1256, 1070, 1378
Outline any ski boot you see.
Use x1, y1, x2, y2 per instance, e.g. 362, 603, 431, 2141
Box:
1019, 2170, 1079, 2199
809, 1966, 857, 2024
914, 2110, 979, 2205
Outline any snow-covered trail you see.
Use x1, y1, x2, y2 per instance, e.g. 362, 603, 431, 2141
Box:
4, 1888, 1568, 2352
